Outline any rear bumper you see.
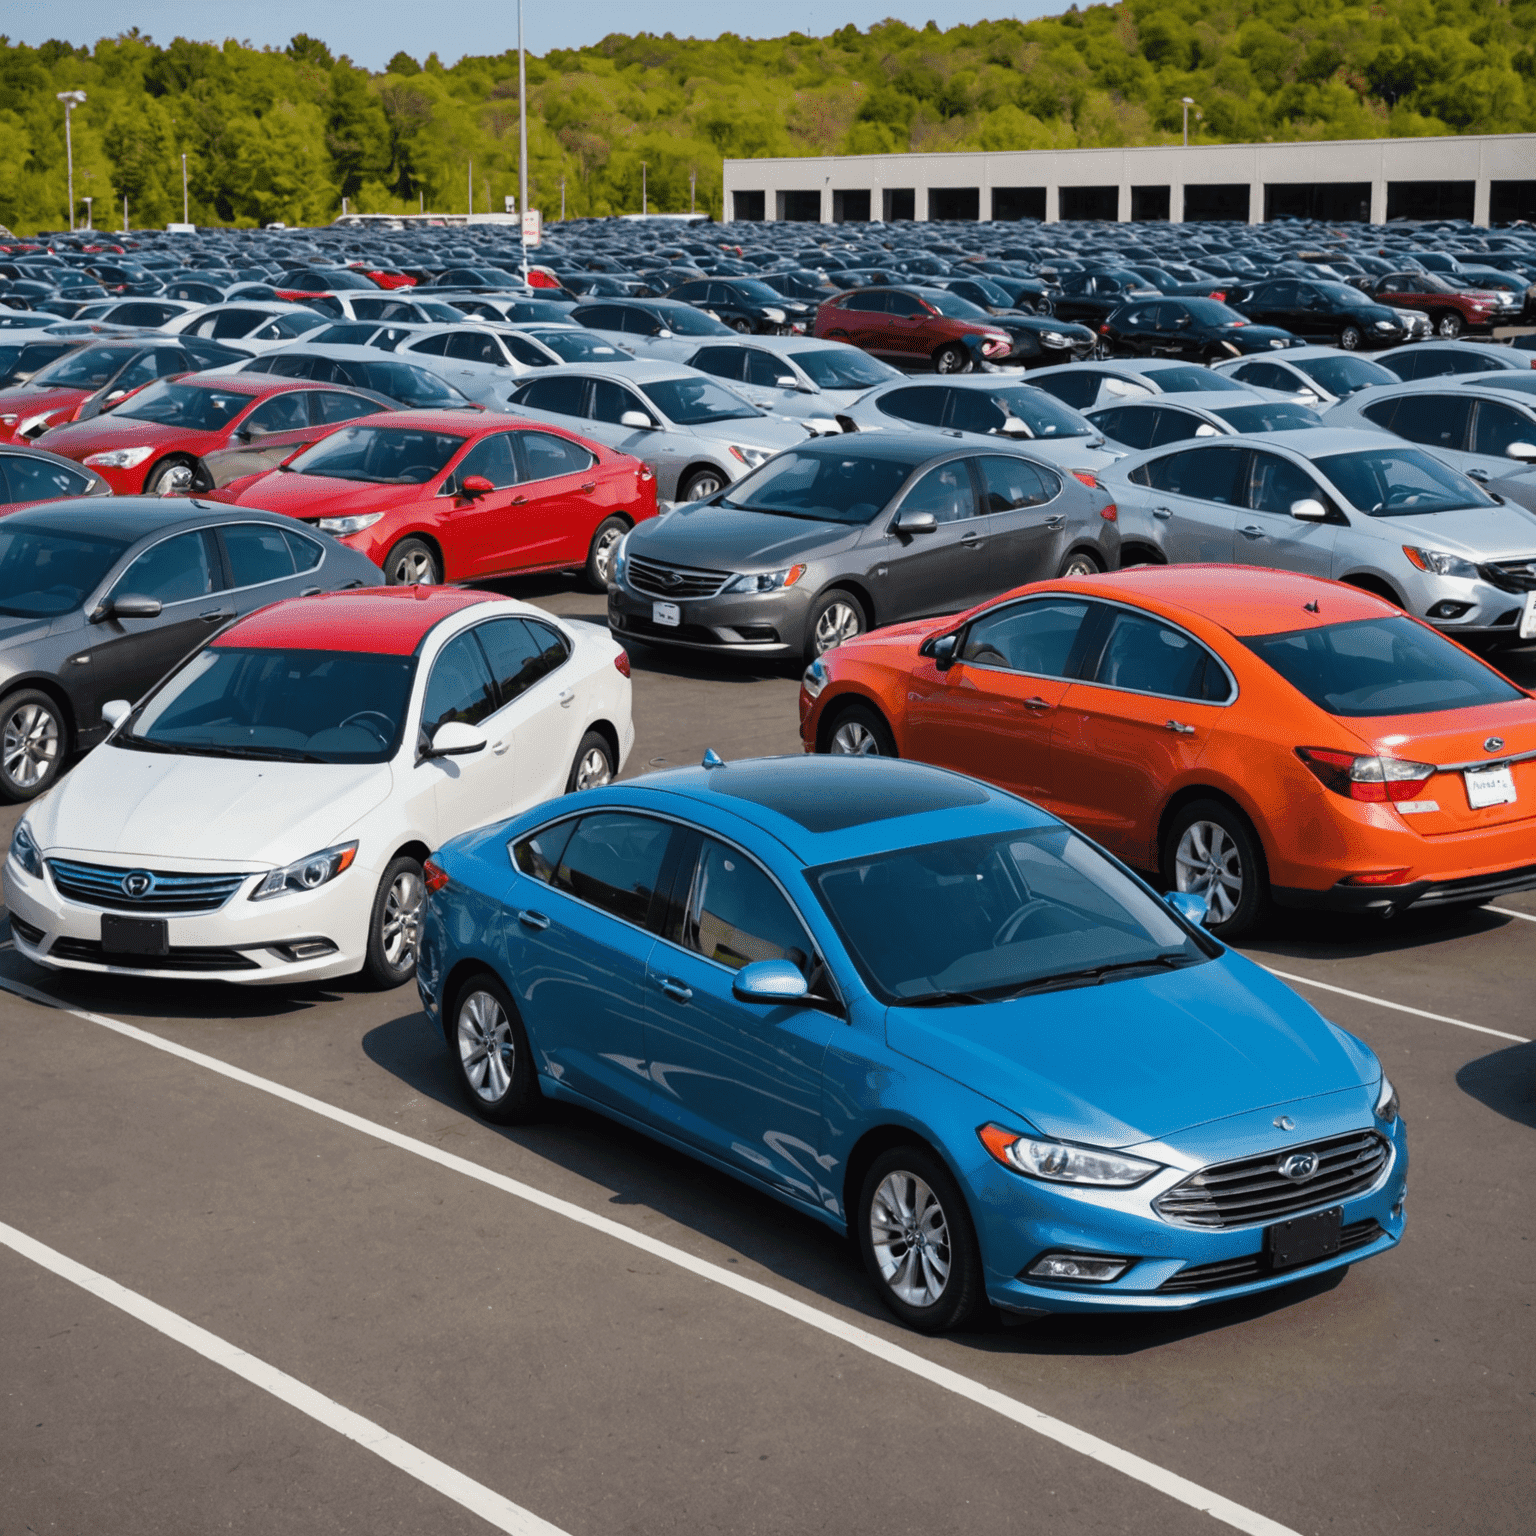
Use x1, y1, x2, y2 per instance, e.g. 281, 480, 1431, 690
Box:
1274, 859, 1536, 915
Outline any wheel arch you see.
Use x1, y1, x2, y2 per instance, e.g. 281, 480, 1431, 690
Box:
1156, 784, 1273, 883
438, 956, 517, 1047
1116, 540, 1166, 569
383, 529, 446, 581
581, 716, 621, 769
814, 685, 896, 753
842, 1123, 961, 1234
140, 450, 198, 493
810, 574, 877, 630
1338, 572, 1404, 608
675, 459, 732, 502
0, 675, 77, 746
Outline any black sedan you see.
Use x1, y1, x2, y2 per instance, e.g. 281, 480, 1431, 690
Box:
665, 278, 817, 334
1100, 297, 1300, 362
0, 500, 381, 802
1226, 278, 1411, 350
1049, 269, 1163, 327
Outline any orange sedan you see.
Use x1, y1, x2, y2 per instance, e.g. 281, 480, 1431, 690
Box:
799, 565, 1536, 936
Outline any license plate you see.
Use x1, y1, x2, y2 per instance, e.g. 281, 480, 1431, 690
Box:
652, 601, 681, 628
1465, 764, 1517, 810
1521, 591, 1536, 641
101, 914, 168, 955
1266, 1205, 1343, 1270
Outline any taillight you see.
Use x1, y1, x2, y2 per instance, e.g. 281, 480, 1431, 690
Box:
1211, 290, 1226, 301
1098, 323, 1111, 334
614, 649, 631, 677
1296, 747, 1435, 804
423, 858, 450, 893
638, 463, 655, 481
1071, 470, 1099, 489
1099, 502, 1118, 522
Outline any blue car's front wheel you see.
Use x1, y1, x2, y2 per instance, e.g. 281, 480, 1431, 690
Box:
452, 973, 541, 1124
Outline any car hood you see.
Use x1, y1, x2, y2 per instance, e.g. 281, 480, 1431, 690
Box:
0, 613, 56, 651
885, 953, 1367, 1147
683, 413, 817, 451
36, 415, 220, 455
214, 471, 429, 515
635, 499, 861, 568
0, 384, 90, 433
29, 745, 395, 867
1367, 501, 1536, 559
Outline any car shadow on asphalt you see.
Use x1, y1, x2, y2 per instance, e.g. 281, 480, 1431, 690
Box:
1237, 900, 1519, 964
1456, 1041, 1536, 1129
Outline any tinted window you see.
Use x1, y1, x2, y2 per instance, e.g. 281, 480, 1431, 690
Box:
1471, 400, 1536, 457
242, 392, 311, 435
1093, 611, 1229, 700
1315, 447, 1491, 517
476, 616, 567, 704
421, 631, 498, 738
1214, 403, 1320, 434
950, 386, 1088, 439
116, 381, 250, 430
453, 431, 520, 489
977, 455, 1057, 512
1248, 452, 1328, 516
689, 345, 747, 383
1031, 370, 1101, 409
178, 340, 249, 370
884, 292, 927, 317
676, 837, 818, 980
284, 529, 324, 571
789, 348, 896, 389
552, 812, 673, 926
520, 431, 595, 480
1160, 445, 1247, 503
1246, 616, 1522, 717
209, 309, 263, 338
512, 818, 579, 882
1379, 394, 1471, 451
409, 333, 451, 356
515, 376, 588, 416
642, 376, 757, 425
1090, 405, 1157, 449
290, 425, 464, 484
358, 360, 462, 407
1296, 355, 1395, 396
743, 350, 795, 388
1145, 366, 1247, 395
1229, 361, 1296, 393
841, 291, 888, 312
901, 460, 975, 523
29, 347, 129, 389
572, 304, 627, 331
113, 531, 218, 604
0, 524, 128, 616
878, 386, 946, 427
0, 454, 93, 506
312, 390, 383, 425
962, 597, 1090, 675
445, 331, 505, 365
223, 524, 296, 587
591, 378, 646, 424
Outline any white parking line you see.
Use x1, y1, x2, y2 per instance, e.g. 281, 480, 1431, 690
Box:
0, 1218, 569, 1536
1488, 905, 1536, 924
1259, 966, 1528, 1044
0, 974, 1300, 1536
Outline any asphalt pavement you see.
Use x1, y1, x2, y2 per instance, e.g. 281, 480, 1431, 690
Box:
1, 576, 1531, 1536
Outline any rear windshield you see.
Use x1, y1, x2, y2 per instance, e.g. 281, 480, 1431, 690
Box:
719, 450, 915, 524
1315, 446, 1493, 517
116, 381, 250, 430
354, 361, 465, 407
29, 347, 132, 389
1144, 365, 1248, 394
531, 329, 626, 362
1294, 355, 1395, 396
0, 524, 128, 617
642, 376, 759, 425
789, 348, 898, 390
1245, 616, 1523, 717
1214, 403, 1322, 433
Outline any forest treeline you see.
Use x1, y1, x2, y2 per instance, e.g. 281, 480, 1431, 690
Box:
2, 1, 1533, 234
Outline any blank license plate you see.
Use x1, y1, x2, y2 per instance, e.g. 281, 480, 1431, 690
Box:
652, 601, 681, 628
1465, 764, 1517, 810
101, 915, 168, 955
1266, 1205, 1343, 1270
1521, 591, 1536, 641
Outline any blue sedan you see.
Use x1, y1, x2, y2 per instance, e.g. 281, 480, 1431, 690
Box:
416, 755, 1406, 1331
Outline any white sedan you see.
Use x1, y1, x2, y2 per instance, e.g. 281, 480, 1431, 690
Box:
4, 587, 634, 987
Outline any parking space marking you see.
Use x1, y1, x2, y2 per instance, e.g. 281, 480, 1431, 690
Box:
0, 974, 1299, 1536
0, 1218, 570, 1536
1487, 905, 1536, 923
1258, 965, 1528, 1043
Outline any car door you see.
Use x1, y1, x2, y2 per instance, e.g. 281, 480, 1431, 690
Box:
437, 430, 528, 577
1467, 398, 1536, 504
509, 430, 602, 570
1233, 450, 1341, 578
642, 830, 839, 1206
415, 628, 511, 837
873, 457, 986, 620
505, 810, 678, 1118
974, 454, 1068, 587
474, 616, 583, 804
225, 389, 315, 467
1245, 280, 1301, 334
902, 594, 1097, 808
876, 383, 948, 429
838, 290, 891, 352
1140, 445, 1247, 563
1051, 606, 1233, 869
882, 290, 932, 360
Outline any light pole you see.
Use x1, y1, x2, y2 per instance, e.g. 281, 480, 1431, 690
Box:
1181, 97, 1199, 147
181, 152, 189, 223
517, 0, 529, 279
690, 169, 696, 215
641, 161, 647, 217
56, 91, 86, 232
82, 196, 92, 231
560, 177, 566, 222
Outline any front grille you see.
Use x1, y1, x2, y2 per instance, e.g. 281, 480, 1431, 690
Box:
1153, 1130, 1390, 1229
49, 937, 258, 972
1158, 1220, 1384, 1293
611, 611, 726, 646
625, 553, 731, 600
47, 858, 249, 913
1477, 557, 1536, 593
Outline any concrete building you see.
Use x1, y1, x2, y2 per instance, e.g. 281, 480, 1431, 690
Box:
722, 134, 1536, 227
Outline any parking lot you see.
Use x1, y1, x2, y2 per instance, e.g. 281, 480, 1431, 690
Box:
1, 571, 1531, 1536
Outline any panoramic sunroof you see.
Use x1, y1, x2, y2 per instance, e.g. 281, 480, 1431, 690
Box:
706, 757, 987, 833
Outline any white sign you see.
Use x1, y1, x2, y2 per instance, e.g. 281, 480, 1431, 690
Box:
1465, 765, 1517, 810
504, 194, 516, 214
522, 208, 542, 247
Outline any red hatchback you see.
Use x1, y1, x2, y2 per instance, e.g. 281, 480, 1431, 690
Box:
815, 284, 1015, 374
37, 376, 393, 495
209, 410, 658, 589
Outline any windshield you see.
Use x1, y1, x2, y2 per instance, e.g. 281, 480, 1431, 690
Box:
788, 348, 897, 389
1316, 446, 1492, 517
920, 291, 989, 320
1467, 374, 1536, 397
0, 523, 128, 617
1295, 355, 1396, 396
532, 329, 626, 362
419, 301, 469, 322
120, 646, 415, 763
642, 376, 760, 425
1314, 282, 1374, 310
811, 826, 1205, 1006
287, 424, 464, 483
655, 305, 731, 337
976, 385, 1093, 437
351, 361, 462, 407
1181, 298, 1250, 325
1214, 402, 1322, 433
116, 381, 251, 430
1245, 616, 1522, 717
29, 347, 131, 389
724, 279, 790, 305
719, 450, 916, 524
1145, 365, 1248, 394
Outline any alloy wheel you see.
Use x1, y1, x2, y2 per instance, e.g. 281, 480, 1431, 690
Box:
682, 472, 724, 501
3, 702, 60, 791
574, 746, 613, 790
391, 548, 436, 584
869, 1171, 952, 1308
592, 526, 623, 584
1174, 820, 1244, 926
457, 988, 514, 1103
830, 720, 881, 755
1060, 553, 1099, 578
380, 869, 424, 970
813, 601, 862, 654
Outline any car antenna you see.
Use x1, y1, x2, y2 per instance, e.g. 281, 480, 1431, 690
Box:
702, 748, 725, 769
1304, 599, 1320, 613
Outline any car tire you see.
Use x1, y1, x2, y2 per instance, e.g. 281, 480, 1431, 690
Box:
822, 701, 896, 757
856, 1144, 987, 1334
566, 728, 615, 792
143, 454, 197, 495
585, 516, 628, 591
932, 343, 971, 374
1434, 310, 1464, 338
1057, 549, 1103, 578
730, 317, 753, 334
0, 688, 68, 804
1163, 798, 1269, 939
1338, 325, 1363, 351
805, 588, 866, 661
383, 537, 440, 586
678, 466, 726, 502
451, 972, 541, 1125
359, 855, 425, 989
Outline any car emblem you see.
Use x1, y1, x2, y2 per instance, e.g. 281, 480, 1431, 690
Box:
661, 571, 683, 588
1484, 737, 1505, 753
1279, 1151, 1319, 1181
121, 870, 155, 899
1273, 1115, 1295, 1131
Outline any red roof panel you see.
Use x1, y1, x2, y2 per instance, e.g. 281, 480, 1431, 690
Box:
214, 587, 500, 655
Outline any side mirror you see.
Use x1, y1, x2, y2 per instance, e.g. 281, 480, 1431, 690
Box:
1505, 441, 1536, 462
95, 593, 162, 622
620, 410, 655, 429
892, 508, 937, 536
930, 632, 960, 672
425, 721, 488, 759
101, 698, 131, 729
1167, 890, 1210, 927
1290, 497, 1328, 521
1194, 423, 1221, 437
460, 474, 495, 497
731, 958, 810, 1005
234, 427, 253, 443
775, 375, 800, 388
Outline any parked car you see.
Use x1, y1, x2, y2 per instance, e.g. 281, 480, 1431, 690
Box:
1213, 346, 1400, 406
1088, 394, 1322, 450
1227, 279, 1410, 350
664, 277, 816, 334
1028, 358, 1299, 412
1099, 297, 1300, 362
814, 286, 1015, 373
0, 337, 89, 391
1048, 269, 1163, 328
0, 499, 381, 802
1375, 341, 1534, 382
0, 441, 112, 508
606, 433, 1119, 663
1363, 272, 1505, 337
569, 299, 736, 344
5, 586, 633, 984
416, 751, 1406, 1329
163, 301, 330, 351
210, 409, 657, 589
237, 346, 482, 411
801, 567, 1536, 935
69, 298, 203, 329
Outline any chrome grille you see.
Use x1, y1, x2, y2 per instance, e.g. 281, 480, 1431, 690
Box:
47, 858, 249, 914
1478, 556, 1536, 593
625, 553, 731, 600
1153, 1130, 1390, 1230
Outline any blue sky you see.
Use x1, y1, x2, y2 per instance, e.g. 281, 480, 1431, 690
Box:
14, 2, 1059, 71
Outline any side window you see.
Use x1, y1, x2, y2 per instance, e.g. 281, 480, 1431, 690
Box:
409, 333, 451, 356
620, 309, 659, 335
1231, 361, 1292, 392
551, 812, 673, 927
961, 597, 1091, 675
1263, 281, 1299, 307
1447, 351, 1493, 375
573, 304, 625, 330
210, 310, 260, 338
878, 385, 947, 427
502, 332, 553, 367
1032, 370, 1099, 409
476, 616, 568, 704
1383, 394, 1470, 450
843, 291, 888, 313
519, 431, 596, 481
1090, 406, 1156, 450
946, 390, 1007, 435
312, 390, 384, 424
1092, 610, 1230, 702
676, 837, 819, 982
1471, 400, 1536, 457
112, 530, 218, 604
221, 523, 297, 587
351, 298, 388, 320
690, 346, 747, 382
1360, 399, 1400, 433
514, 376, 588, 417
744, 349, 794, 388
452, 432, 520, 489
420, 631, 498, 739
445, 331, 504, 365
898, 460, 975, 524
511, 817, 579, 883
1147, 408, 1206, 447
283, 529, 324, 571
266, 312, 322, 339
242, 392, 311, 435
1247, 452, 1328, 516
1161, 446, 1247, 503
591, 379, 645, 425
885, 292, 926, 317
108, 353, 161, 396
0, 454, 92, 506
977, 454, 1057, 512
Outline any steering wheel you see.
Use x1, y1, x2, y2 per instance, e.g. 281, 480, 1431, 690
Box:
339, 711, 394, 743
992, 899, 1054, 949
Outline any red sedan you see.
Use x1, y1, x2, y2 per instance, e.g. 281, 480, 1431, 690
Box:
815, 284, 1015, 373
209, 410, 658, 589
37, 376, 393, 495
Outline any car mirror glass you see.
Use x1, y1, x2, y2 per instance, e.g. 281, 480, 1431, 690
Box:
732, 959, 810, 1005
1194, 423, 1220, 437
619, 410, 655, 429
101, 698, 131, 728
775, 375, 798, 388
105, 593, 163, 621
893, 508, 937, 535
460, 474, 495, 496
426, 721, 489, 759
1290, 497, 1328, 521
1166, 891, 1210, 927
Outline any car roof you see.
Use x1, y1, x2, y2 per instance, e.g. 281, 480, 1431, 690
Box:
215, 587, 505, 656
786, 431, 970, 466
317, 407, 491, 432
1214, 426, 1385, 454
527, 358, 708, 384
6, 496, 291, 540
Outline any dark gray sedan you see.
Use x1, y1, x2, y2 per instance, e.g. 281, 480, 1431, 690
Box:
0, 499, 381, 802
606, 435, 1120, 664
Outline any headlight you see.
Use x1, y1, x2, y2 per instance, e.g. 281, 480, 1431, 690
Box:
83, 445, 155, 469
727, 444, 772, 468
317, 512, 385, 535
249, 841, 357, 900
763, 307, 785, 323
612, 528, 631, 583
1373, 320, 1396, 331
978, 1123, 1161, 1187
17, 409, 63, 437
1403, 545, 1479, 579
722, 563, 806, 594
1040, 331, 1072, 346
9, 820, 42, 879
801, 657, 828, 699
1375, 1075, 1400, 1124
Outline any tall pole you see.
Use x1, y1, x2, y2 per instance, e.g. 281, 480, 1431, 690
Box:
517, 0, 529, 280
181, 153, 189, 223
82, 196, 92, 231
57, 92, 86, 232
123, 194, 128, 233
468, 158, 472, 219
641, 161, 647, 217
560, 177, 566, 221
1181, 97, 1196, 148
690, 169, 696, 215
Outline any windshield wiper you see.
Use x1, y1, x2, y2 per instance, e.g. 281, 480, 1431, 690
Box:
1001, 952, 1194, 998
902, 989, 996, 1008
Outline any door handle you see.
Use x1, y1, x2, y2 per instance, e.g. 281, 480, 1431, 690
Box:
199, 608, 235, 623
1044, 515, 1065, 529
1165, 719, 1196, 735
577, 482, 596, 494
1024, 695, 1053, 711
658, 977, 693, 1004
959, 532, 981, 546
1238, 524, 1265, 539
300, 586, 322, 597
1466, 468, 1490, 483
557, 688, 574, 708
492, 740, 509, 755
517, 908, 550, 930
510, 495, 528, 505
1153, 506, 1173, 520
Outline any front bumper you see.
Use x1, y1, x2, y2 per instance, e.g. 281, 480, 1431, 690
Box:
607, 578, 810, 655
